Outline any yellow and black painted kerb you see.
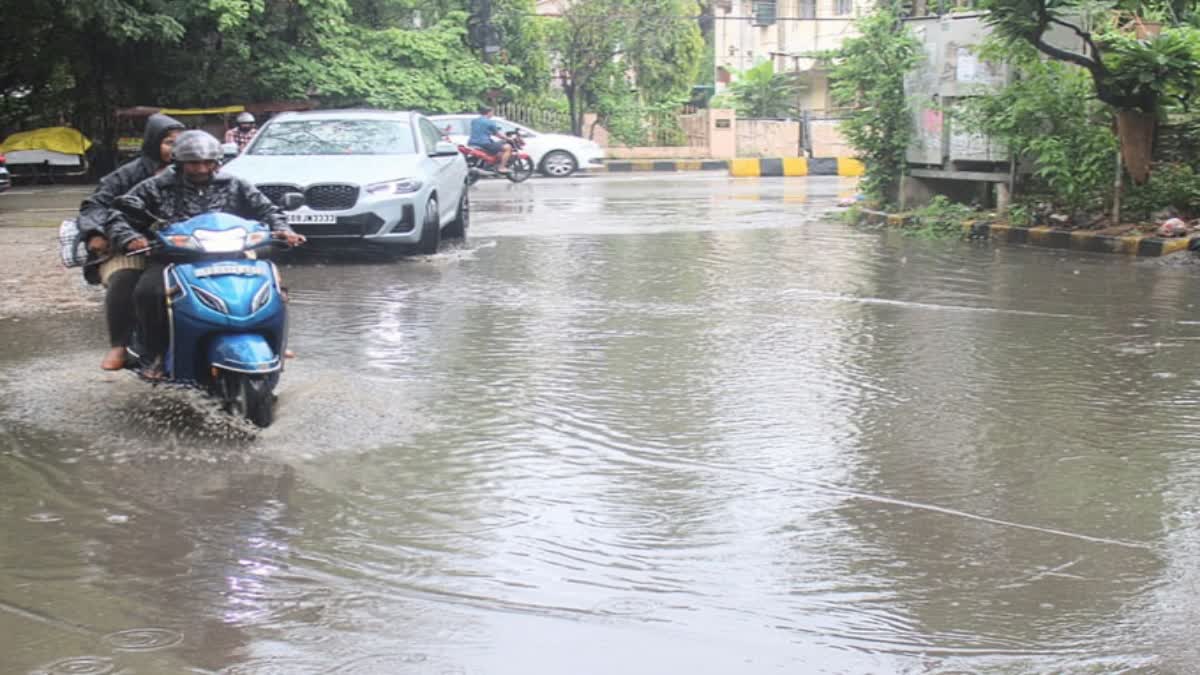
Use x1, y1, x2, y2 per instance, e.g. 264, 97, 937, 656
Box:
595, 157, 866, 176
965, 222, 1195, 257
728, 157, 865, 178
856, 210, 1195, 257
599, 160, 729, 172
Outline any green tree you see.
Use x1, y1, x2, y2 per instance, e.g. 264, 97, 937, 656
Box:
0, 0, 538, 164
727, 61, 802, 118
979, 0, 1200, 183
548, 0, 703, 135
958, 40, 1118, 217
830, 3, 922, 203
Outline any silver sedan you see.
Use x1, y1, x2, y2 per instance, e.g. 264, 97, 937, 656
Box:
221, 110, 470, 254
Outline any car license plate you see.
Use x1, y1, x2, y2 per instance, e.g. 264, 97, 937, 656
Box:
288, 214, 336, 225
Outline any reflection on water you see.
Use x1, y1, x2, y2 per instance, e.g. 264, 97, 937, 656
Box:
1, 175, 1198, 672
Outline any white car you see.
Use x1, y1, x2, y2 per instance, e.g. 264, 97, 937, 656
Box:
221, 110, 469, 254
430, 115, 605, 178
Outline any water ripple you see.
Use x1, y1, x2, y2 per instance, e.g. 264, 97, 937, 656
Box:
101, 627, 183, 651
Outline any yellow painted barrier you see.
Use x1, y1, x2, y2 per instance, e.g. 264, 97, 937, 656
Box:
837, 158, 866, 177
782, 157, 807, 176
1162, 237, 1191, 255
729, 158, 761, 177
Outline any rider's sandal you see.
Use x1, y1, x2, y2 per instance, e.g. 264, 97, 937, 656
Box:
142, 357, 167, 381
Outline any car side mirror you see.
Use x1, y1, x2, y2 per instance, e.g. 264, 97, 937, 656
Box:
433, 141, 460, 157
220, 142, 239, 158
281, 193, 304, 212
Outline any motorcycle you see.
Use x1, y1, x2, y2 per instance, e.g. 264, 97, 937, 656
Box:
114, 194, 304, 428
458, 131, 535, 184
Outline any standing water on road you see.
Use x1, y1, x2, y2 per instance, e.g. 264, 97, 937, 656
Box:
1, 174, 1198, 673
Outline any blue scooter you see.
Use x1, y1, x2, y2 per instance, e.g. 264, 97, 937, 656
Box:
116, 195, 303, 427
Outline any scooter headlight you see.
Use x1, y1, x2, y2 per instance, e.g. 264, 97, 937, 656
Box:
193, 228, 249, 253
251, 281, 273, 313
165, 234, 202, 250
190, 285, 229, 314
245, 230, 271, 247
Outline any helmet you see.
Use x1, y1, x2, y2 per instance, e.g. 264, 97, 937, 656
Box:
172, 130, 222, 162
237, 112, 255, 125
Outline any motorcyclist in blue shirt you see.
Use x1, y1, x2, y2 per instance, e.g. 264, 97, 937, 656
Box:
468, 106, 511, 173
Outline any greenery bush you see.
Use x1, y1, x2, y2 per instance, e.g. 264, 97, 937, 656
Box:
829, 4, 922, 205
1122, 163, 1200, 221
957, 41, 1117, 219
909, 196, 976, 238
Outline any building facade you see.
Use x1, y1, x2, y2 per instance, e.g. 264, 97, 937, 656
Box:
713, 0, 865, 112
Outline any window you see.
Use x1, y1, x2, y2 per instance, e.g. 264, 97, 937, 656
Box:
752, 0, 777, 25
834, 0, 852, 15
419, 119, 444, 152
798, 0, 816, 18
251, 119, 416, 156
438, 118, 470, 136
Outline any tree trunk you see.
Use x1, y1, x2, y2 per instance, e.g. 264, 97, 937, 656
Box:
565, 82, 582, 136
1116, 108, 1155, 185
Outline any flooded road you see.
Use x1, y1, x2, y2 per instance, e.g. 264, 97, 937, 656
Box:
2, 173, 1199, 673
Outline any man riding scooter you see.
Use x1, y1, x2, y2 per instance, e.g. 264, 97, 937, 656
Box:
104, 130, 305, 377
468, 106, 511, 174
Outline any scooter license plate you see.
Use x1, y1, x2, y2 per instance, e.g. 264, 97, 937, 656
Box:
288, 214, 337, 225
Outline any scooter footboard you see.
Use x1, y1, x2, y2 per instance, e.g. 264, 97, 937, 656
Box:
208, 334, 281, 374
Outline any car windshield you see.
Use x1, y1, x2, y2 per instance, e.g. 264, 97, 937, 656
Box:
250, 119, 416, 156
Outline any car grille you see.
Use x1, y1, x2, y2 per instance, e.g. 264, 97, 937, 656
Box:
305, 184, 359, 211
256, 184, 300, 206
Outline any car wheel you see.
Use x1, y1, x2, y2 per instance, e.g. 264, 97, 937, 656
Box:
444, 188, 469, 241
540, 150, 578, 178
416, 196, 441, 254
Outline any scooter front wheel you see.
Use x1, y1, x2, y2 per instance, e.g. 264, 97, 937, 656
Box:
220, 371, 276, 428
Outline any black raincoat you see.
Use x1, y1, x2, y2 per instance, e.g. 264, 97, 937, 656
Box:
76, 113, 184, 283
105, 167, 293, 252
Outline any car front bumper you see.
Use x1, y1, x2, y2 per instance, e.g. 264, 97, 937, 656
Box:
577, 149, 606, 169
285, 192, 425, 247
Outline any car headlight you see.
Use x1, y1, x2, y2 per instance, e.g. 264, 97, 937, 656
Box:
366, 178, 423, 195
